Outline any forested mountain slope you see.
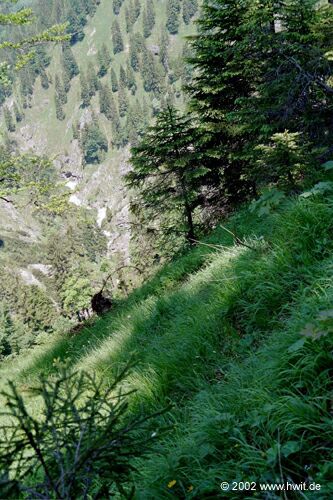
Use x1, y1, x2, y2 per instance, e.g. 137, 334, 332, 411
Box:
0, 0, 198, 354
1, 0, 333, 497
1, 192, 333, 497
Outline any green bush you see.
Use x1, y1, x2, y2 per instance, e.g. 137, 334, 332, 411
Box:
0, 364, 166, 499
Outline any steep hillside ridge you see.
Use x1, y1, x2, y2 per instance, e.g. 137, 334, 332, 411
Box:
1, 193, 332, 497
1, 0, 197, 262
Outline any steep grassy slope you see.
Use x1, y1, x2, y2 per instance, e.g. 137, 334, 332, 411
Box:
1, 193, 333, 497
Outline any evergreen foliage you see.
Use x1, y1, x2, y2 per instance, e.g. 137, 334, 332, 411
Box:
129, 34, 143, 71
127, 107, 208, 243
113, 0, 124, 15
80, 72, 91, 107
40, 67, 50, 89
112, 19, 124, 54
118, 86, 128, 117
62, 44, 79, 92
119, 65, 127, 87
143, 0, 155, 38
13, 103, 23, 123
141, 48, 163, 93
81, 120, 108, 164
126, 61, 136, 92
99, 83, 117, 121
87, 61, 99, 96
187, 0, 333, 202
97, 43, 111, 77
182, 0, 198, 24
0, 365, 164, 498
166, 0, 181, 34
110, 67, 119, 92
3, 106, 15, 132
55, 74, 67, 105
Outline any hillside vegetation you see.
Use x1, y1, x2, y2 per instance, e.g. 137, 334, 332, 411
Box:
1, 0, 333, 497
1, 192, 333, 497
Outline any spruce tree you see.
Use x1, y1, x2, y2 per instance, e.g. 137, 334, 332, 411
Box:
97, 43, 111, 77
81, 120, 108, 164
118, 86, 128, 117
113, 0, 123, 15
126, 107, 209, 244
126, 61, 136, 92
129, 34, 142, 71
110, 68, 119, 92
143, 0, 155, 38
182, 0, 198, 25
141, 48, 163, 93
166, 0, 180, 34
159, 29, 169, 70
0, 306, 13, 357
125, 7, 132, 33
55, 94, 65, 120
80, 72, 91, 107
99, 83, 118, 122
119, 65, 127, 87
3, 107, 16, 132
55, 75, 67, 105
13, 103, 23, 123
188, 0, 255, 202
40, 67, 50, 89
112, 20, 124, 54
62, 44, 79, 85
87, 62, 99, 96
134, 0, 141, 21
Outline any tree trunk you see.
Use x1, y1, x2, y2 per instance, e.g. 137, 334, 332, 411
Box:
179, 176, 195, 245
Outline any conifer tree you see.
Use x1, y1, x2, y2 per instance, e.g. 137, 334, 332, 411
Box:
40, 67, 50, 89
129, 34, 142, 71
62, 44, 79, 84
113, 0, 123, 15
55, 74, 67, 105
126, 107, 208, 244
55, 94, 65, 120
166, 0, 180, 34
182, 0, 198, 25
159, 29, 169, 70
0, 306, 13, 357
110, 68, 119, 92
143, 0, 155, 38
119, 65, 127, 88
72, 122, 80, 140
141, 48, 163, 93
13, 103, 23, 123
97, 43, 111, 77
112, 19, 124, 54
125, 99, 147, 145
134, 0, 141, 21
126, 61, 136, 92
125, 7, 132, 33
80, 72, 91, 107
87, 62, 99, 96
189, 0, 333, 198
99, 83, 118, 122
81, 120, 108, 164
3, 107, 16, 132
188, 0, 255, 201
118, 86, 128, 117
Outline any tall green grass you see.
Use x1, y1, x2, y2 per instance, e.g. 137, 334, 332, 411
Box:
1, 194, 333, 498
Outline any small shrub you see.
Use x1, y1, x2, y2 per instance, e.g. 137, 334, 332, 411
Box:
0, 364, 165, 499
